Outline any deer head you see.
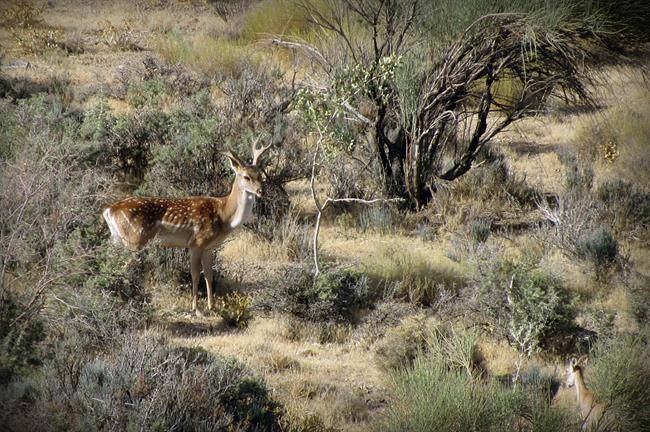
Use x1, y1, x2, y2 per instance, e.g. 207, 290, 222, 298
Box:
222, 137, 272, 197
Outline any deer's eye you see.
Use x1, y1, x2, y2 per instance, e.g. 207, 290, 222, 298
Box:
243, 176, 251, 181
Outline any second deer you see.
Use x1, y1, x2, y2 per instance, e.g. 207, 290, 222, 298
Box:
565, 357, 608, 431
103, 139, 272, 316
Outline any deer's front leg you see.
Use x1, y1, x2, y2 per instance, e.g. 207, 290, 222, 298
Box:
201, 250, 214, 310
190, 247, 203, 317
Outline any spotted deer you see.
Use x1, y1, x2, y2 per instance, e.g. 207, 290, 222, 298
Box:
102, 139, 272, 316
565, 357, 608, 431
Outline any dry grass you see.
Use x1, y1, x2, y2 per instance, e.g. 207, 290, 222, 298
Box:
238, 0, 313, 41
363, 244, 465, 305
154, 31, 258, 77
170, 316, 385, 432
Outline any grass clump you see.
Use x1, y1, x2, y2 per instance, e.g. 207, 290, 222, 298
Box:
378, 335, 577, 432
575, 227, 619, 269
155, 31, 256, 79
365, 247, 462, 306
589, 334, 650, 432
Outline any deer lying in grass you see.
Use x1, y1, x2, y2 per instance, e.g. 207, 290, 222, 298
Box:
565, 357, 608, 431
103, 139, 271, 316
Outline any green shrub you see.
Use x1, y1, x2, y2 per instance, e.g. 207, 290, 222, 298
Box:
379, 351, 578, 432
469, 255, 576, 356
575, 227, 619, 270
0, 291, 44, 385
255, 265, 371, 323
589, 335, 650, 432
357, 205, 398, 235
219, 292, 253, 328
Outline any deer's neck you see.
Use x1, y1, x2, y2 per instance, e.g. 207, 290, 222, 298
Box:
224, 180, 255, 229
574, 368, 590, 405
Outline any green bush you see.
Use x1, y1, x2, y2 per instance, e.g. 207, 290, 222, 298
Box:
589, 334, 650, 432
255, 265, 371, 323
576, 228, 619, 267
469, 255, 577, 356
0, 291, 44, 385
379, 351, 578, 432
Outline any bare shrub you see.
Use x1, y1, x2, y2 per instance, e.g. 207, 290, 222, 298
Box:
538, 191, 622, 277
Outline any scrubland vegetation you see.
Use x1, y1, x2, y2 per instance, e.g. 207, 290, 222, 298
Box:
1, 0, 649, 431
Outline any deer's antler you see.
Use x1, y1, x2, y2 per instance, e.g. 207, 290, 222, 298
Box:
251, 136, 272, 166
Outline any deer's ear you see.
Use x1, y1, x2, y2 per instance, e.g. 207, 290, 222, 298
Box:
222, 151, 244, 171
569, 357, 578, 368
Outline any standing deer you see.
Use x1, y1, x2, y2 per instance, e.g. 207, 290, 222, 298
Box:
102, 139, 272, 316
565, 357, 608, 431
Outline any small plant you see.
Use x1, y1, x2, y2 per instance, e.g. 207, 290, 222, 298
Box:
219, 292, 253, 328
599, 139, 620, 163
469, 217, 492, 244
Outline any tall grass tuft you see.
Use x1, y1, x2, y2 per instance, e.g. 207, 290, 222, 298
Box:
379, 349, 578, 432
589, 334, 650, 432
